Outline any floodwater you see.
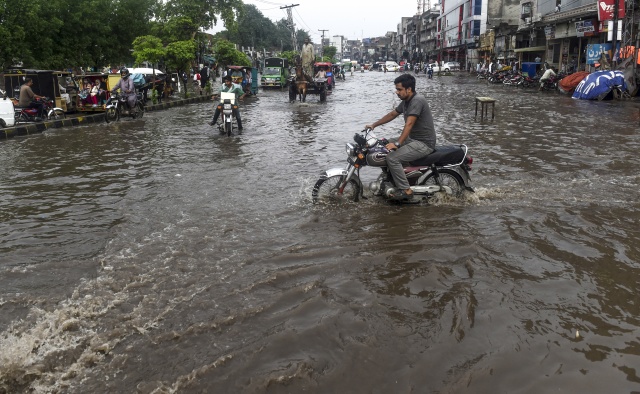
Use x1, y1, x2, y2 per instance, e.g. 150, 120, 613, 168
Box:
1, 71, 639, 393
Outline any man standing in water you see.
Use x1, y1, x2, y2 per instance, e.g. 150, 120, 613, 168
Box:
301, 38, 315, 81
365, 74, 436, 202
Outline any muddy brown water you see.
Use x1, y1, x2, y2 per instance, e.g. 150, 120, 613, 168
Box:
1, 72, 639, 393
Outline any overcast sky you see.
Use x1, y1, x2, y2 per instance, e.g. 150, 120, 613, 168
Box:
209, 0, 420, 41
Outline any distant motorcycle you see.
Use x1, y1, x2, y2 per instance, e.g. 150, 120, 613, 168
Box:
312, 128, 474, 203
104, 92, 144, 123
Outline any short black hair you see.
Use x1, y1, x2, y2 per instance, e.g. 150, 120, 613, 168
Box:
394, 73, 416, 92
224, 75, 232, 82
24, 77, 33, 84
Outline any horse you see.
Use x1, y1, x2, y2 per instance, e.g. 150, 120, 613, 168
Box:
294, 62, 308, 102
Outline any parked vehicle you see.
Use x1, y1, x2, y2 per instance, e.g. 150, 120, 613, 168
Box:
104, 92, 144, 123
0, 89, 16, 128
3, 69, 67, 112
14, 97, 65, 123
443, 61, 461, 71
385, 61, 400, 72
312, 128, 474, 204
261, 58, 290, 89
430, 62, 458, 72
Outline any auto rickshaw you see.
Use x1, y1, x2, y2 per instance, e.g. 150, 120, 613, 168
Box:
75, 72, 113, 112
314, 62, 334, 90
3, 69, 64, 109
225, 65, 258, 95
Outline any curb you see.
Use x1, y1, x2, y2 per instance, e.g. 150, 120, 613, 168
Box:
1, 95, 211, 141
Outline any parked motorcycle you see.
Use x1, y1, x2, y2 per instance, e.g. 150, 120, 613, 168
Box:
14, 97, 65, 123
104, 92, 144, 123
312, 128, 474, 204
502, 73, 523, 86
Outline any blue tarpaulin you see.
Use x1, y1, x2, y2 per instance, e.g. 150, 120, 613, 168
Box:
571, 70, 627, 100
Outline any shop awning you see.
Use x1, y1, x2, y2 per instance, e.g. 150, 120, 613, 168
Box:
514, 46, 546, 53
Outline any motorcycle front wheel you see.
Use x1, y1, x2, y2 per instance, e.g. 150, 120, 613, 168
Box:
312, 175, 360, 203
420, 169, 465, 197
104, 107, 119, 123
48, 109, 66, 120
224, 120, 232, 136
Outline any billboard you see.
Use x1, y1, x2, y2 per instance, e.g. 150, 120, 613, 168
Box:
597, 0, 625, 21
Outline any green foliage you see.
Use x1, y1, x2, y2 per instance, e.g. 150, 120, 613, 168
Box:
165, 40, 197, 73
132, 35, 166, 67
322, 46, 337, 61
278, 51, 298, 65
160, 0, 243, 34
215, 40, 250, 67
0, 0, 240, 70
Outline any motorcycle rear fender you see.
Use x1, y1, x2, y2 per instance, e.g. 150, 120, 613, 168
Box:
417, 166, 473, 189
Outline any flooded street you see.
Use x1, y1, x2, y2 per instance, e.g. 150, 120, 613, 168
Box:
1, 71, 639, 393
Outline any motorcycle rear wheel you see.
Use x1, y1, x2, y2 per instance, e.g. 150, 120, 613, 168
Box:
105, 107, 118, 123
420, 169, 465, 197
312, 175, 360, 203
133, 102, 144, 119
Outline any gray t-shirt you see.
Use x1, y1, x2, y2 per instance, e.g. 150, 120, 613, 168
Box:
395, 93, 436, 149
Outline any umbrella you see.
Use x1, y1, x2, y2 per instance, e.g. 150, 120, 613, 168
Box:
572, 70, 626, 100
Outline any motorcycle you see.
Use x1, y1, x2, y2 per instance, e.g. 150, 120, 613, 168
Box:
502, 73, 523, 87
104, 91, 144, 123
14, 96, 65, 123
539, 76, 559, 91
215, 92, 239, 136
312, 128, 474, 204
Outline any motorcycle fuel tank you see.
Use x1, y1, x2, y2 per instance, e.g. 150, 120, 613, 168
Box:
366, 151, 388, 167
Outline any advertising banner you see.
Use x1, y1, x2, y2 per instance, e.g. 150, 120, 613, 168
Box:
586, 43, 612, 64
597, 0, 625, 21
575, 20, 596, 37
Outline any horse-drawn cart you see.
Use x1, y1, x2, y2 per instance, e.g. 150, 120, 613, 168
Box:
288, 60, 330, 103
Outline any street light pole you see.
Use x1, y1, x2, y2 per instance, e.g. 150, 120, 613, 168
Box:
319, 29, 328, 60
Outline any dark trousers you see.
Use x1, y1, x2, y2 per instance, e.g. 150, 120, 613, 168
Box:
211, 105, 242, 129
28, 101, 45, 117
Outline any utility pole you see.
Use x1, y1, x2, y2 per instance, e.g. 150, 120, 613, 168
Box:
318, 29, 329, 59
280, 4, 300, 51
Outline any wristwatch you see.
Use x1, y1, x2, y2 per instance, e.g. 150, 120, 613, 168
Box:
396, 141, 402, 147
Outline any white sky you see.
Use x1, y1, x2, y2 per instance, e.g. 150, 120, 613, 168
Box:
209, 0, 420, 41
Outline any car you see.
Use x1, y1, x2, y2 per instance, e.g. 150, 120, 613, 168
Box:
385, 61, 400, 72
429, 62, 460, 72
443, 61, 461, 71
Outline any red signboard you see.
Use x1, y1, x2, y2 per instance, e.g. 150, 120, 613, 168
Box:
597, 0, 625, 21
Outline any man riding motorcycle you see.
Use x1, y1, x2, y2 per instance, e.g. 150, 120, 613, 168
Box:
110, 68, 137, 113
365, 73, 436, 202
539, 65, 557, 91
209, 75, 246, 130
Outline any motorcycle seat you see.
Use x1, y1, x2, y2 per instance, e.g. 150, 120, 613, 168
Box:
408, 145, 465, 167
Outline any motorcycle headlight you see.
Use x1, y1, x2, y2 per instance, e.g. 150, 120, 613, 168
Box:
223, 104, 232, 109
345, 143, 356, 157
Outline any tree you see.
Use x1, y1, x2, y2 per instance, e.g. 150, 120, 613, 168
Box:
165, 40, 197, 97
132, 35, 166, 68
161, 0, 243, 37
322, 46, 337, 61
214, 40, 250, 67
